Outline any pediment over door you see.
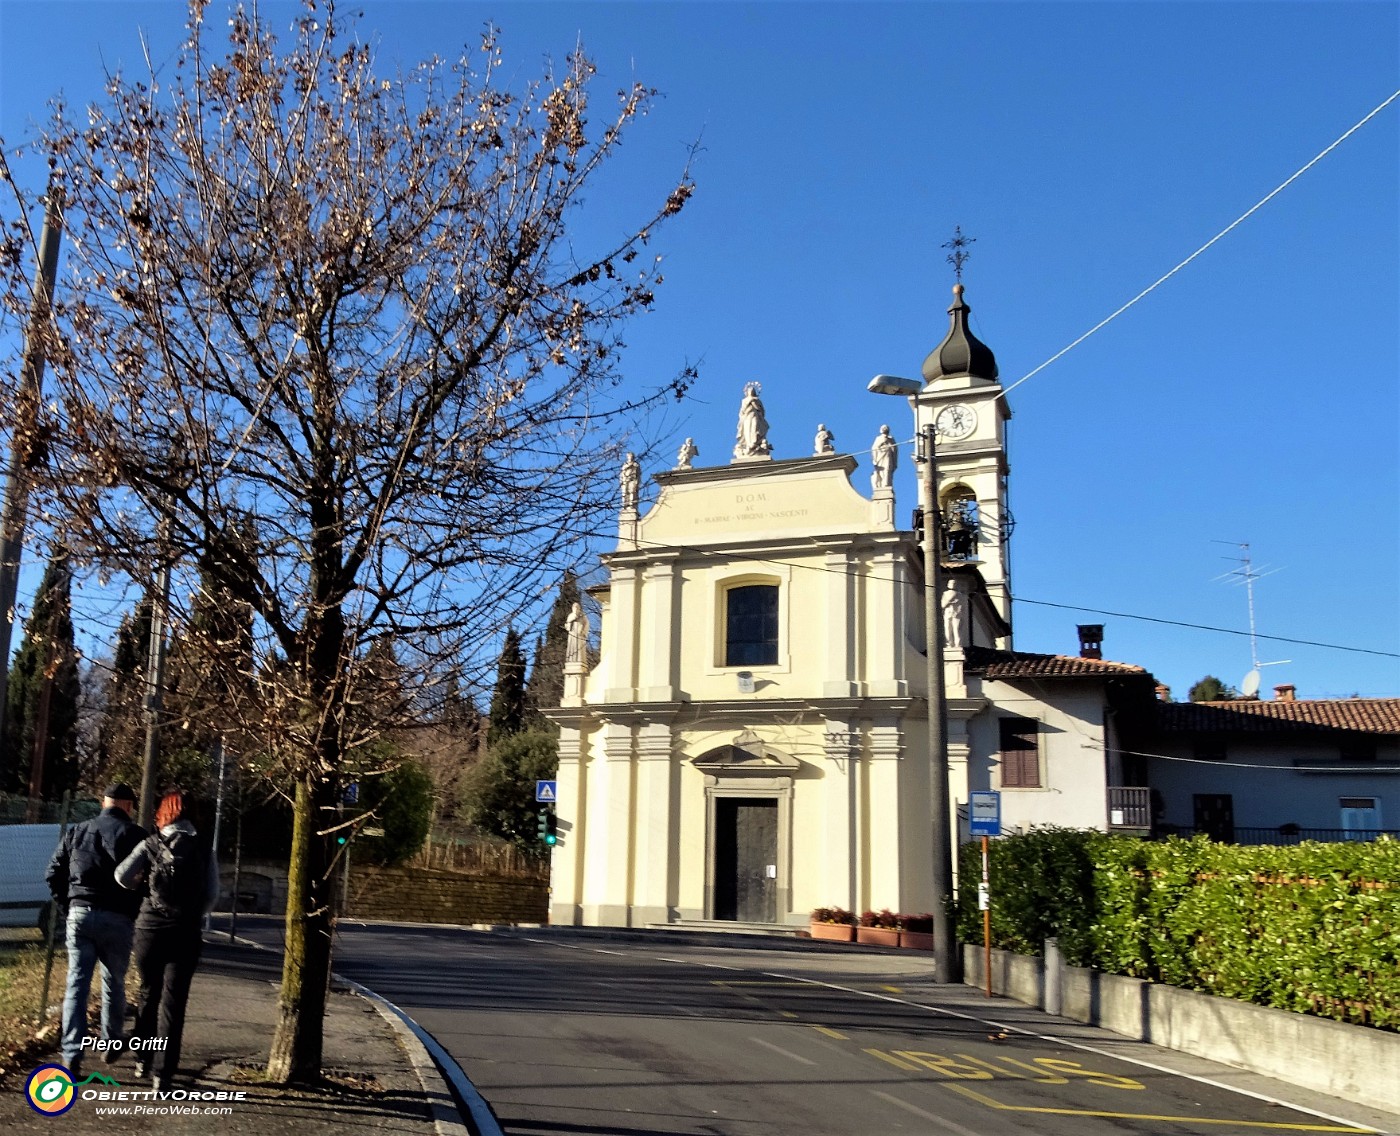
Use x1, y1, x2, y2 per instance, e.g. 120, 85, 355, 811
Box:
691, 729, 801, 778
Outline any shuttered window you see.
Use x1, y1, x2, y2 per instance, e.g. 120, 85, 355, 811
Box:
999, 718, 1040, 788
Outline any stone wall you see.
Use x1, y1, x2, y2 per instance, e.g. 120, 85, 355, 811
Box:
220, 859, 548, 925
347, 865, 548, 925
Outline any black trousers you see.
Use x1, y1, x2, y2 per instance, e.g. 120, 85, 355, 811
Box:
131, 918, 203, 1078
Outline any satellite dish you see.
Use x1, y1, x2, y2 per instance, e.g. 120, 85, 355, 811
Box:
1241, 669, 1261, 698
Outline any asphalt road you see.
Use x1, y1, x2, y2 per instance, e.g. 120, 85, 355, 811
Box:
228, 919, 1393, 1136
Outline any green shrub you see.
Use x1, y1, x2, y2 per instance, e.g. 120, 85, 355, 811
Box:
962, 829, 1400, 1031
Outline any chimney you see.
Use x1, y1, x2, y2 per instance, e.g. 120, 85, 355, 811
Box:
1077, 624, 1103, 660
1155, 683, 1171, 702
1274, 684, 1297, 702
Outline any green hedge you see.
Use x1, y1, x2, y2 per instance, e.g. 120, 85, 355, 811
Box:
956, 829, 1400, 1031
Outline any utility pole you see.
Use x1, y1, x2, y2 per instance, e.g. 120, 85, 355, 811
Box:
919, 423, 958, 984
0, 178, 65, 780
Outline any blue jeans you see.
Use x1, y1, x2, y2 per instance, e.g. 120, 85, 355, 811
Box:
61, 906, 135, 1067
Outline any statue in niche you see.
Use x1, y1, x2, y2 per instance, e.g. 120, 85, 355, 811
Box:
619, 452, 641, 509
942, 580, 966, 648
565, 601, 590, 664
676, 437, 699, 470
733, 382, 772, 459
870, 424, 897, 490
814, 423, 835, 455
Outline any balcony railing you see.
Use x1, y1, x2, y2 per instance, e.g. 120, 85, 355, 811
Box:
1232, 826, 1400, 846
1106, 786, 1151, 829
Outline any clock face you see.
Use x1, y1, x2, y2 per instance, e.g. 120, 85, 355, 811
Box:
935, 403, 977, 441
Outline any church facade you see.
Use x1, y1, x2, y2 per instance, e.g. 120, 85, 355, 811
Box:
544, 286, 1156, 929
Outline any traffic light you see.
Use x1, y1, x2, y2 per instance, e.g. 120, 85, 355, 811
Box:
536, 807, 557, 845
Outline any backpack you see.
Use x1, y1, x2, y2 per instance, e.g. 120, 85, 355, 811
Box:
146, 830, 206, 920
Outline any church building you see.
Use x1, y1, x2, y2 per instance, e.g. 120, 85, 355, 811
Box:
544, 285, 1159, 929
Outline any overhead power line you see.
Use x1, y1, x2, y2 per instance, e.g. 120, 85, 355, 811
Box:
574, 525, 1396, 660
1002, 88, 1400, 398
1016, 598, 1400, 659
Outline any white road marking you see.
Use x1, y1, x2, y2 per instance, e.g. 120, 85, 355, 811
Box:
872, 1089, 989, 1136
758, 969, 1380, 1134
749, 1036, 818, 1065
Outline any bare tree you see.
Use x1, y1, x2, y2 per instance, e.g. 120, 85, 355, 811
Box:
0, 0, 693, 1082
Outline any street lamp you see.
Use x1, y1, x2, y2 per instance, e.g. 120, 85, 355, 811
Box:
867, 374, 959, 985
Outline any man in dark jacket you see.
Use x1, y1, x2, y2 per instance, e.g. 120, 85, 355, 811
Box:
45, 783, 146, 1075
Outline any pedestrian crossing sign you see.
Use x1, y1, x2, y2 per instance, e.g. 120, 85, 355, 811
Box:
536, 780, 557, 803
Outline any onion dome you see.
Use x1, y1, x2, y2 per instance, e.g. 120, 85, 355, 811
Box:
921, 284, 999, 386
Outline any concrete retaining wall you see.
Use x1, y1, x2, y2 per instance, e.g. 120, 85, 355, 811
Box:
963, 943, 1400, 1115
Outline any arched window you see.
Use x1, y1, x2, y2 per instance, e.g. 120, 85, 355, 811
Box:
725, 584, 779, 666
942, 486, 979, 561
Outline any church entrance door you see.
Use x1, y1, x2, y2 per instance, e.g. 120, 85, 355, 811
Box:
713, 798, 777, 922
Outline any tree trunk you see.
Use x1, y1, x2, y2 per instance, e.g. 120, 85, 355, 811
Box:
266, 774, 334, 1082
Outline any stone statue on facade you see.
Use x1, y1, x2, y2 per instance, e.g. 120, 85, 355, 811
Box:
676, 437, 699, 470
942, 580, 966, 648
870, 425, 897, 490
620, 451, 641, 509
814, 424, 835, 455
565, 601, 590, 665
733, 382, 772, 460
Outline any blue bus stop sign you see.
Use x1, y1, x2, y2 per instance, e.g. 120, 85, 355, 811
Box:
969, 790, 1001, 837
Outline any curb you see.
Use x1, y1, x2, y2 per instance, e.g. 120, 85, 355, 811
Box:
214, 932, 492, 1136
342, 978, 504, 1136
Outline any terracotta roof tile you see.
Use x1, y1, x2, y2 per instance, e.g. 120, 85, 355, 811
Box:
964, 646, 1149, 679
1156, 698, 1400, 736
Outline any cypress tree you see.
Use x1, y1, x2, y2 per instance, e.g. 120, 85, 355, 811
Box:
2, 549, 80, 798
95, 598, 152, 785
526, 571, 581, 721
487, 627, 528, 747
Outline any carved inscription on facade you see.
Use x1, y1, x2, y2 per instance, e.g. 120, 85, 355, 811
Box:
696, 492, 811, 527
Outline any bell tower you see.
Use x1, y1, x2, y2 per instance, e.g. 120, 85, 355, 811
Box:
911, 281, 1013, 636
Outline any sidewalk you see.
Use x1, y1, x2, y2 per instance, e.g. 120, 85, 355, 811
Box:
4, 937, 464, 1135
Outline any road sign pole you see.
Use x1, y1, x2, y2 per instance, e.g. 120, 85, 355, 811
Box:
982, 835, 991, 998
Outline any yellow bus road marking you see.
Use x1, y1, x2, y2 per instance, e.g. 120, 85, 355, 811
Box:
810, 1025, 847, 1039
779, 1010, 798, 1019
886, 1051, 1143, 1089
865, 1048, 920, 1071
881, 985, 903, 993
941, 1084, 1370, 1132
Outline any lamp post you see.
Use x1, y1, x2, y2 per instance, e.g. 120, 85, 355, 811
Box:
868, 375, 959, 984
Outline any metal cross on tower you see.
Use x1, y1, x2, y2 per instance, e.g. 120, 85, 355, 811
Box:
942, 225, 976, 283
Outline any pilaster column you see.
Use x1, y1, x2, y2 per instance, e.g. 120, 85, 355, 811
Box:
866, 549, 908, 697
821, 724, 860, 916
632, 722, 675, 926
823, 550, 857, 697
639, 561, 678, 702
549, 728, 586, 926
603, 566, 639, 703
866, 725, 904, 908
584, 723, 634, 927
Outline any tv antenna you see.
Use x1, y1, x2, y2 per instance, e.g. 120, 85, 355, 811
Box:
1211, 540, 1290, 693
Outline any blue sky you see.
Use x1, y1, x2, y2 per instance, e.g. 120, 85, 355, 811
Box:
1, 1, 1396, 701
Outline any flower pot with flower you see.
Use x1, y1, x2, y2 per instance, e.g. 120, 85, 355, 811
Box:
856, 908, 901, 947
898, 912, 934, 950
809, 907, 855, 941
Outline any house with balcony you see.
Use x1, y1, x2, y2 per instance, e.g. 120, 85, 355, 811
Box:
1142, 689, 1400, 842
